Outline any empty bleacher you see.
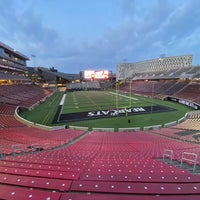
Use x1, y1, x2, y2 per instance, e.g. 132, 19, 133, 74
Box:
1, 130, 200, 199
0, 127, 85, 156
0, 81, 200, 198
120, 80, 199, 105
67, 81, 101, 91
1, 63, 200, 199
0, 83, 86, 157
174, 82, 200, 101
0, 84, 52, 108
172, 112, 200, 131
0, 103, 17, 115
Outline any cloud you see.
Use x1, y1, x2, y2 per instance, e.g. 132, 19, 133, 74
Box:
116, 0, 200, 62
1, 0, 200, 73
0, 0, 60, 57
68, 0, 200, 69
121, 0, 136, 18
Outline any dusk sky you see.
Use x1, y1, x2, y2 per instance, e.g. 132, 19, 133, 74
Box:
1, 0, 200, 74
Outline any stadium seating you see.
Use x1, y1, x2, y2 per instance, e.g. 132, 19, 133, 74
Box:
0, 83, 87, 159
0, 103, 16, 115
174, 82, 200, 100
0, 127, 85, 156
67, 81, 101, 91
149, 127, 200, 143
193, 97, 200, 105
173, 119, 200, 131
60, 193, 200, 200
172, 112, 200, 131
0, 84, 52, 108
1, 130, 200, 199
0, 115, 26, 128
1, 63, 200, 199
0, 184, 61, 200
121, 80, 180, 97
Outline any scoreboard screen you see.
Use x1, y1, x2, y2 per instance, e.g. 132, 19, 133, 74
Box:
84, 70, 109, 80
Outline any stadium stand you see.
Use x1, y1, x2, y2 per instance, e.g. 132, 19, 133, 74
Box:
174, 82, 200, 101
119, 80, 200, 106
0, 115, 27, 128
0, 84, 86, 159
149, 127, 200, 143
0, 84, 52, 108
0, 103, 17, 115
0, 126, 85, 156
67, 81, 101, 91
1, 42, 200, 199
172, 116, 200, 131
117, 56, 200, 107
2, 131, 200, 199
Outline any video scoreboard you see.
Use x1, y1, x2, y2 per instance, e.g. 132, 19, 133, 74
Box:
80, 70, 110, 80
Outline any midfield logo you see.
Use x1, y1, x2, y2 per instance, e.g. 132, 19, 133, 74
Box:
87, 107, 146, 117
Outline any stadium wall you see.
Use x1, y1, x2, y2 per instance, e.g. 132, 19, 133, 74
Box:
15, 107, 65, 131
167, 97, 200, 110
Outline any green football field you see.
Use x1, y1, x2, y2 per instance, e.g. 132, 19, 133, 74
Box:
19, 90, 193, 130
62, 90, 153, 114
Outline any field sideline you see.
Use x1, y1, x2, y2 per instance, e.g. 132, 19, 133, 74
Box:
19, 90, 193, 130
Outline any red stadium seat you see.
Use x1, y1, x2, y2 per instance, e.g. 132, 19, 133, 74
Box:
0, 184, 60, 200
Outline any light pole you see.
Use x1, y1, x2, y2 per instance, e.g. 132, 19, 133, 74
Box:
122, 58, 127, 82
116, 81, 119, 109
129, 79, 132, 108
31, 54, 36, 67
151, 81, 155, 114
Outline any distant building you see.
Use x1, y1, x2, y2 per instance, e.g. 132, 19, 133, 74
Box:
0, 41, 30, 84
0, 41, 29, 73
27, 67, 80, 87
116, 55, 193, 80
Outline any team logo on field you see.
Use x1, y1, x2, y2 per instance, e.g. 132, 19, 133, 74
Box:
87, 107, 146, 117
54, 105, 174, 123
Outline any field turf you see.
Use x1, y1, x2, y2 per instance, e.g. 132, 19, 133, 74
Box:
19, 90, 193, 130
62, 90, 152, 114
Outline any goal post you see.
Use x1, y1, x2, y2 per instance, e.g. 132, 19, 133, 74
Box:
115, 80, 133, 110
